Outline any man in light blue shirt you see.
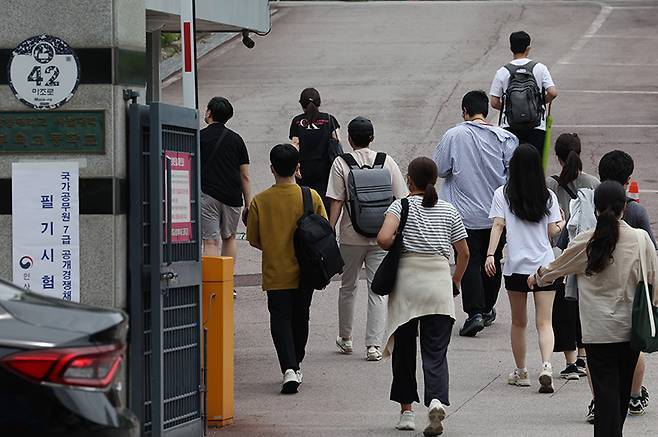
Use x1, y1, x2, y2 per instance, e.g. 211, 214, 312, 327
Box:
433, 90, 518, 337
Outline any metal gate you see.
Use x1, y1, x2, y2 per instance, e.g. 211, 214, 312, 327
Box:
128, 102, 203, 437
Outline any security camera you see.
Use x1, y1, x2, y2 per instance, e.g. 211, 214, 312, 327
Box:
242, 30, 255, 49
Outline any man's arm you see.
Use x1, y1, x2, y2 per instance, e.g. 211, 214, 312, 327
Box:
240, 164, 252, 224
329, 199, 343, 229
433, 132, 453, 178
490, 96, 503, 110
544, 86, 558, 105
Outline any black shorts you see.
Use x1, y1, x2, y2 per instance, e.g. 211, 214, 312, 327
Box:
504, 274, 562, 293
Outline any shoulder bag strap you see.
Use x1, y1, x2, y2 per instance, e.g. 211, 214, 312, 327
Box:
636, 229, 656, 337
398, 198, 410, 233
203, 128, 229, 174
551, 175, 578, 200
301, 186, 313, 216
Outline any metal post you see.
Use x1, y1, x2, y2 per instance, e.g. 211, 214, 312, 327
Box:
146, 30, 162, 103
180, 0, 197, 109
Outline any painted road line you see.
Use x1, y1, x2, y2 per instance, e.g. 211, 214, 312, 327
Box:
560, 90, 658, 95
554, 125, 658, 128
558, 62, 658, 66
557, 5, 612, 66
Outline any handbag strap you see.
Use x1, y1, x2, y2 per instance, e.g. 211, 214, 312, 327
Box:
203, 127, 229, 174
635, 229, 656, 337
398, 198, 410, 233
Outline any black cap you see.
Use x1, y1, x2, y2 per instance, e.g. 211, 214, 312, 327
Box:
348, 116, 374, 138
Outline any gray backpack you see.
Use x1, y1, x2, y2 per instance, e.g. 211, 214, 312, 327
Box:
340, 152, 394, 238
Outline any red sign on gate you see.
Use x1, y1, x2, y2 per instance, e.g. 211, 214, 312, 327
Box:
164, 151, 193, 243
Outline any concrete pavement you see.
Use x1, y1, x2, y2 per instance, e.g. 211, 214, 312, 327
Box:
161, 1, 658, 435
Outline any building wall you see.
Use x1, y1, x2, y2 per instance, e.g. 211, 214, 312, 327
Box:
0, 0, 146, 309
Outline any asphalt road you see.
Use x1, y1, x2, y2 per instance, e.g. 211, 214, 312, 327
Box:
163, 1, 658, 435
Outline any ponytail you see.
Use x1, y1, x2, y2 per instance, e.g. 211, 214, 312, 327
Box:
555, 133, 583, 186
299, 88, 321, 124
586, 181, 626, 275
407, 157, 439, 208
423, 184, 438, 208
558, 150, 582, 186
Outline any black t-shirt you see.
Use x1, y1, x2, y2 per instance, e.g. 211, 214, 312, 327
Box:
289, 112, 339, 162
289, 113, 339, 192
200, 123, 249, 207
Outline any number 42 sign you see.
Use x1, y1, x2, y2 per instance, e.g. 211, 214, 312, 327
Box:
8, 35, 81, 110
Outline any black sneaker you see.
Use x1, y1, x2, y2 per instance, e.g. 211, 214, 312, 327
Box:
586, 399, 595, 424
459, 314, 485, 337
560, 363, 580, 380
641, 385, 650, 408
482, 308, 497, 327
629, 396, 645, 416
575, 358, 587, 377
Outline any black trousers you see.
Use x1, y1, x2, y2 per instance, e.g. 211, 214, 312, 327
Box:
461, 228, 505, 318
505, 127, 546, 156
266, 289, 314, 373
390, 315, 454, 407
585, 342, 639, 437
552, 283, 583, 352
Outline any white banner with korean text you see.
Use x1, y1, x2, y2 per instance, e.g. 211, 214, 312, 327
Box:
12, 161, 80, 302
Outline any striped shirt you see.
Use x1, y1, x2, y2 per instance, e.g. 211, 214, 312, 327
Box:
386, 196, 468, 258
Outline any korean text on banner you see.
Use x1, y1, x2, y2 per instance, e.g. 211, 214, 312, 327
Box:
12, 161, 80, 302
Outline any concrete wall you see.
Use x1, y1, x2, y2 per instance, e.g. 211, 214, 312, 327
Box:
0, 0, 146, 309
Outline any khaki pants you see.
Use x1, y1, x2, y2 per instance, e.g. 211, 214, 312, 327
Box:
338, 244, 387, 347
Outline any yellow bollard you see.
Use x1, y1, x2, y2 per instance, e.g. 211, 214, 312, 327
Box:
202, 256, 234, 427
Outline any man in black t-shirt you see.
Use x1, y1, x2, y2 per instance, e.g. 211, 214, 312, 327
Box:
200, 97, 251, 261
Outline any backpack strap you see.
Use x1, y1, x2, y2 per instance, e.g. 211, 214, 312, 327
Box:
504, 61, 537, 76
373, 152, 387, 169
551, 175, 578, 200
339, 153, 359, 169
301, 186, 313, 216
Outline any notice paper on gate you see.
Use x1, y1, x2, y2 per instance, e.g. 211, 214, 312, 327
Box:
11, 161, 80, 302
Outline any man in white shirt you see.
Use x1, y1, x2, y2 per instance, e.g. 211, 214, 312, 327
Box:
327, 117, 408, 361
490, 31, 558, 155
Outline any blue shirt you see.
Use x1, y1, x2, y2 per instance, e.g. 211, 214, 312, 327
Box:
433, 121, 519, 230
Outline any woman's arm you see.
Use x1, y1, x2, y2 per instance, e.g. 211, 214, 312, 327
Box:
484, 218, 505, 277
377, 213, 400, 251
452, 239, 470, 285
291, 136, 300, 149
548, 219, 566, 240
529, 233, 589, 288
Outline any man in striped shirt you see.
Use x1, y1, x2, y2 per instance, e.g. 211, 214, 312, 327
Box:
433, 90, 518, 337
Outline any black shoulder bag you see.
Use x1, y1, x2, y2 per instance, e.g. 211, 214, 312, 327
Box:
326, 114, 344, 164
371, 198, 409, 296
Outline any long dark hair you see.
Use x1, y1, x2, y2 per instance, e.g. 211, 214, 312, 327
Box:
555, 133, 583, 186
505, 144, 551, 222
408, 157, 438, 207
586, 181, 626, 275
299, 88, 321, 124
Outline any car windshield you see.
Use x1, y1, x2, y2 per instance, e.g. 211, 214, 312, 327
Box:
0, 280, 24, 301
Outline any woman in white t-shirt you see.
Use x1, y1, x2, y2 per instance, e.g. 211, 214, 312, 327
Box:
377, 157, 469, 436
484, 144, 565, 394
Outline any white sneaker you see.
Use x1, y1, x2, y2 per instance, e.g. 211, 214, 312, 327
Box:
508, 368, 531, 387
395, 410, 415, 431
539, 364, 554, 394
296, 369, 303, 385
424, 399, 446, 436
281, 369, 299, 394
336, 336, 353, 354
366, 345, 382, 361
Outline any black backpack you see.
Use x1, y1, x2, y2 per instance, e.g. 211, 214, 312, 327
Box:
501, 61, 544, 130
294, 187, 344, 290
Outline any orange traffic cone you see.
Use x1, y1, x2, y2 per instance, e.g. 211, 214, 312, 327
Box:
629, 180, 640, 203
